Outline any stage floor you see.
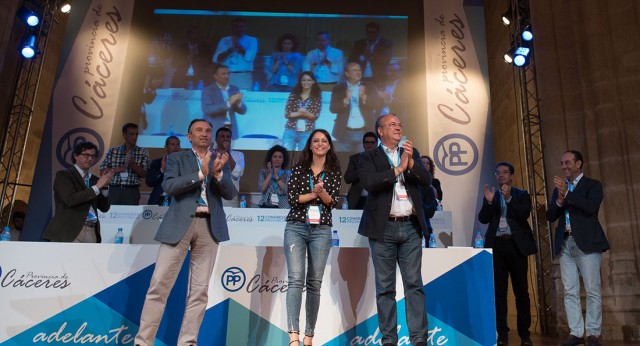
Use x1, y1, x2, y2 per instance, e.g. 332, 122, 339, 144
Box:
510, 334, 640, 345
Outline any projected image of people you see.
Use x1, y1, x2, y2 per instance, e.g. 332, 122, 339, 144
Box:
127, 10, 407, 155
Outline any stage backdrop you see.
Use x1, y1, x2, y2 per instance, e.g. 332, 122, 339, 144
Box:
26, 0, 494, 246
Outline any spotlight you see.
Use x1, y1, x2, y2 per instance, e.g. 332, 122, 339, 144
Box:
60, 1, 71, 13
20, 35, 37, 59
521, 25, 533, 41
501, 10, 512, 26
513, 46, 531, 67
17, 6, 40, 27
503, 46, 516, 64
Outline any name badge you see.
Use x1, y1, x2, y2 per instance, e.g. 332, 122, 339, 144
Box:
296, 119, 306, 131
119, 172, 128, 180
394, 182, 408, 200
499, 217, 508, 230
270, 194, 279, 205
307, 205, 321, 224
279, 74, 289, 85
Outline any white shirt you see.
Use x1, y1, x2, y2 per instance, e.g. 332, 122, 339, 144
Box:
213, 35, 258, 72
346, 81, 365, 129
303, 46, 344, 83
381, 144, 415, 217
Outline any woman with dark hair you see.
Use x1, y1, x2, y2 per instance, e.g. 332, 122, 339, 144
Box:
282, 71, 322, 152
285, 129, 341, 346
421, 155, 443, 200
257, 145, 291, 208
269, 33, 303, 92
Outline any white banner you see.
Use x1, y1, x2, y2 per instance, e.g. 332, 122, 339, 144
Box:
424, 0, 494, 245
51, 0, 135, 174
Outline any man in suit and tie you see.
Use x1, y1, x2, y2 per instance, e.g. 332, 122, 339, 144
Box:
478, 162, 536, 346
344, 131, 377, 209
44, 141, 112, 243
547, 150, 609, 346
146, 136, 181, 205
135, 119, 237, 346
201, 63, 247, 140
357, 113, 431, 346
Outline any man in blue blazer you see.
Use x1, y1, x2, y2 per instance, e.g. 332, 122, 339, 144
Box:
135, 119, 237, 346
357, 113, 431, 346
547, 150, 609, 346
145, 135, 181, 205
200, 63, 247, 140
478, 162, 536, 346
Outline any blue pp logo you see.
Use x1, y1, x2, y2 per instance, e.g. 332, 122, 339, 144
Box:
433, 134, 479, 176
56, 128, 104, 168
221, 267, 246, 292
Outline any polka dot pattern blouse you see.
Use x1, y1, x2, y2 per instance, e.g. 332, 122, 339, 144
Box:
286, 162, 341, 226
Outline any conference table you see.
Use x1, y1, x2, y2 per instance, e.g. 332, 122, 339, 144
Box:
0, 207, 496, 346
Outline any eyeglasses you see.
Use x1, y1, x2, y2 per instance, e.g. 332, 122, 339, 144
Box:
494, 170, 510, 175
383, 122, 403, 129
78, 153, 97, 159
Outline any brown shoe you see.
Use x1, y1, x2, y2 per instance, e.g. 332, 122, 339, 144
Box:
559, 334, 584, 346
587, 335, 601, 346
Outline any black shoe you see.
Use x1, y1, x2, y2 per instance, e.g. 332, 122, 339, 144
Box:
521, 336, 533, 346
586, 335, 601, 346
497, 335, 508, 346
559, 334, 584, 346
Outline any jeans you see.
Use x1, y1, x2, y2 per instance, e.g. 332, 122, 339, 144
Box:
369, 219, 428, 345
283, 128, 312, 152
335, 128, 365, 152
559, 236, 603, 337
284, 221, 331, 336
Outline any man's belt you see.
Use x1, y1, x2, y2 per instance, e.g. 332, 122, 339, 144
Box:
388, 215, 415, 222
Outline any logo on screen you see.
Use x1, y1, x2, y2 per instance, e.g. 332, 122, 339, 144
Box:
56, 128, 104, 168
221, 267, 246, 292
433, 134, 478, 176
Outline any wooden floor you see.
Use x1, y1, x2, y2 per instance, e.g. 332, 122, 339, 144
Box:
506, 334, 640, 345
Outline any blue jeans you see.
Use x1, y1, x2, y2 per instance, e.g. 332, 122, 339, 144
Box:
559, 236, 603, 337
369, 219, 428, 345
283, 128, 312, 152
284, 221, 331, 336
335, 128, 364, 152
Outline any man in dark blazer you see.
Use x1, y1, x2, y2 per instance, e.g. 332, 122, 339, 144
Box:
344, 131, 378, 209
357, 113, 431, 346
200, 63, 247, 140
146, 135, 181, 205
348, 22, 393, 82
135, 119, 237, 346
547, 150, 609, 346
44, 141, 112, 243
478, 162, 536, 346
330, 62, 381, 152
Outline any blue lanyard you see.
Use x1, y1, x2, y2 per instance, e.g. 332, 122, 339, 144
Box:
298, 98, 311, 109
85, 173, 91, 188
194, 151, 208, 184
309, 172, 326, 192
272, 169, 282, 190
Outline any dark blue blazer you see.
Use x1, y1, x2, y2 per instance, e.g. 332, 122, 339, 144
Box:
357, 146, 431, 239
546, 175, 610, 255
478, 186, 537, 256
146, 157, 164, 205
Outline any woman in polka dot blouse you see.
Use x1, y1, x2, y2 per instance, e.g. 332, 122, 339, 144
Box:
284, 129, 341, 346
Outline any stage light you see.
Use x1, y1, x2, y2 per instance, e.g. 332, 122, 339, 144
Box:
521, 25, 533, 41
513, 46, 530, 67
60, 1, 71, 13
20, 35, 37, 59
17, 6, 40, 27
503, 46, 515, 64
501, 10, 512, 26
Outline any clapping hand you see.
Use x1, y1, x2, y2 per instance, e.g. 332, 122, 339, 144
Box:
213, 152, 229, 176
483, 184, 496, 202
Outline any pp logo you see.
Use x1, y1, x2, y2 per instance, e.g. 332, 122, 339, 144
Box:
142, 209, 153, 219
433, 134, 479, 176
221, 267, 246, 292
56, 128, 104, 168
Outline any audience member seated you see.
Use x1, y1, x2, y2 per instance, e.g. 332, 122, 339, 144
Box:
421, 155, 442, 201
10, 211, 25, 241
257, 145, 292, 208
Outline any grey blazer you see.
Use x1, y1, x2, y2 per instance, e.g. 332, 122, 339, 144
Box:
200, 83, 247, 140
154, 150, 237, 244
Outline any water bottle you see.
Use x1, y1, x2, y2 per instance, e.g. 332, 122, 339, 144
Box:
331, 230, 340, 247
428, 233, 437, 248
473, 231, 484, 248
421, 236, 426, 248
1, 226, 11, 241
341, 198, 348, 210
436, 199, 443, 211
114, 227, 124, 244
239, 195, 247, 208
162, 193, 170, 207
